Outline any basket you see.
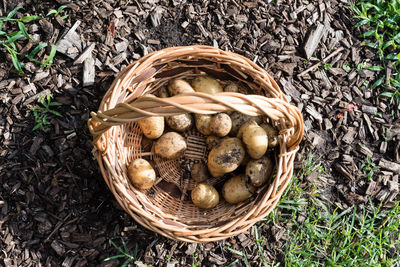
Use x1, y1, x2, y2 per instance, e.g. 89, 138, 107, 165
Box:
88, 45, 303, 243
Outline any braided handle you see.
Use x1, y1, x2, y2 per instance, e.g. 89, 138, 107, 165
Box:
88, 92, 303, 152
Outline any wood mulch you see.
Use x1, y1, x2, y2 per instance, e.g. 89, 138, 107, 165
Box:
0, 0, 399, 266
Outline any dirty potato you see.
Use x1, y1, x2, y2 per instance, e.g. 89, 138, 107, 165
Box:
191, 162, 209, 183
168, 79, 195, 95
206, 135, 221, 150
138, 116, 164, 139
246, 157, 274, 187
229, 112, 262, 136
242, 123, 268, 159
158, 87, 169, 98
166, 113, 193, 132
208, 137, 245, 177
195, 114, 212, 135
191, 183, 219, 209
154, 132, 187, 160
222, 174, 255, 204
224, 82, 239, 93
192, 76, 223, 94
128, 158, 156, 190
260, 123, 279, 148
210, 113, 232, 137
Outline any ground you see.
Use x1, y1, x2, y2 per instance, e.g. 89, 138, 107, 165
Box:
0, 0, 399, 266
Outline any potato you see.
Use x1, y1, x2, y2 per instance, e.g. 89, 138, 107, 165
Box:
246, 157, 274, 187
191, 183, 219, 209
206, 135, 221, 150
154, 132, 187, 159
224, 82, 239, 93
222, 174, 255, 204
242, 123, 268, 159
168, 79, 195, 95
158, 87, 169, 98
208, 137, 245, 177
229, 112, 262, 136
195, 114, 212, 135
260, 123, 279, 148
191, 162, 209, 182
166, 113, 193, 132
236, 120, 258, 139
210, 113, 232, 137
138, 116, 164, 139
128, 159, 156, 190
192, 76, 223, 94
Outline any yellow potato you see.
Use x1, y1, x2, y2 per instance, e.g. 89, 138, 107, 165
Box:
208, 137, 245, 177
224, 82, 239, 93
128, 158, 156, 190
192, 76, 223, 94
191, 162, 209, 183
205, 135, 221, 150
158, 87, 169, 98
229, 112, 262, 136
260, 123, 279, 148
242, 124, 268, 159
154, 132, 187, 159
222, 174, 255, 204
245, 157, 274, 187
210, 113, 232, 137
191, 183, 219, 209
236, 120, 258, 139
138, 116, 164, 139
168, 79, 195, 95
195, 114, 212, 135
166, 113, 193, 132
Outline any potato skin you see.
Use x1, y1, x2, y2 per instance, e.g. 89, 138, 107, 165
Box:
158, 87, 169, 98
246, 157, 274, 187
191, 162, 209, 183
236, 120, 258, 139
260, 123, 279, 148
242, 124, 268, 159
208, 137, 245, 177
210, 113, 232, 137
222, 174, 255, 204
128, 159, 156, 190
229, 112, 262, 136
166, 113, 193, 132
195, 114, 212, 135
138, 116, 164, 139
191, 183, 219, 209
192, 76, 223, 94
168, 79, 195, 95
154, 132, 187, 159
206, 135, 221, 150
224, 82, 239, 93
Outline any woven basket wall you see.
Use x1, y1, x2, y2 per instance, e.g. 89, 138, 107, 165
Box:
88, 45, 303, 243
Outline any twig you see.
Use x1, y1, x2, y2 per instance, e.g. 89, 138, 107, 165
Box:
44, 212, 72, 243
298, 47, 345, 77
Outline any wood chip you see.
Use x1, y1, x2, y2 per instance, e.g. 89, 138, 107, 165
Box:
379, 159, 400, 173
73, 43, 96, 65
83, 56, 95, 87
303, 22, 325, 59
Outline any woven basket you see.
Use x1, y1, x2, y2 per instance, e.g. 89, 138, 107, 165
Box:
88, 45, 303, 243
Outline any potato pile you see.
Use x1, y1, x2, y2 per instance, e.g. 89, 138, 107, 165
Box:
127, 76, 279, 210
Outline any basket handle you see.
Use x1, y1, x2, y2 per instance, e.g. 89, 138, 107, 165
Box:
88, 92, 304, 152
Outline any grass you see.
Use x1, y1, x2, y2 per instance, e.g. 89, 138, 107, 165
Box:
104, 237, 140, 267
0, 6, 57, 74
350, 0, 400, 111
361, 155, 380, 181
46, 5, 69, 19
31, 94, 62, 131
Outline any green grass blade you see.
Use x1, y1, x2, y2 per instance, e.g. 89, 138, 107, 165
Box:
4, 33, 24, 45
366, 65, 384, 71
28, 43, 48, 59
48, 101, 62, 106
49, 110, 62, 117
32, 123, 42, 131
104, 254, 126, 261
121, 258, 132, 267
7, 47, 24, 74
42, 44, 56, 66
46, 10, 58, 17
18, 16, 42, 22
57, 5, 69, 12
370, 77, 385, 90
7, 6, 23, 19
18, 21, 32, 41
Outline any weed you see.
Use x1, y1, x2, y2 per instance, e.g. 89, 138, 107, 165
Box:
47, 5, 69, 19
350, 0, 400, 110
31, 94, 62, 131
323, 63, 331, 70
0, 6, 56, 74
104, 237, 139, 267
342, 63, 351, 72
361, 156, 380, 181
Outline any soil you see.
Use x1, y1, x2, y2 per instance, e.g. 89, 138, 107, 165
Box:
0, 0, 399, 266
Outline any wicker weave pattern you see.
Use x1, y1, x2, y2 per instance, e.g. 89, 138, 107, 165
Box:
88, 45, 304, 242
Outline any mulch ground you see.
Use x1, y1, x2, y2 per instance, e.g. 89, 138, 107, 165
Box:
0, 0, 399, 266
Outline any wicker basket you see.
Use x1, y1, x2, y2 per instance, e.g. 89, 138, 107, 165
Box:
88, 45, 303, 243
